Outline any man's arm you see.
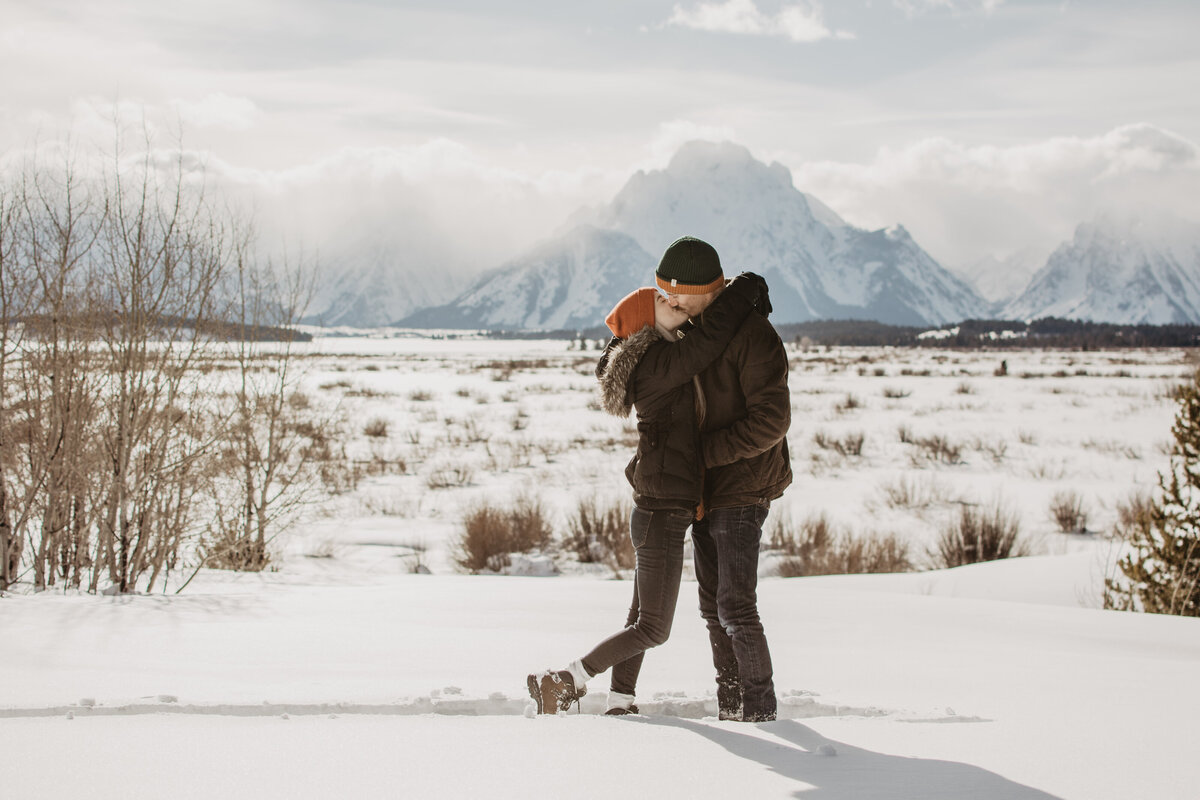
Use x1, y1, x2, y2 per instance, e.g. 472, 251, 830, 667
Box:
701, 328, 791, 468
636, 273, 761, 390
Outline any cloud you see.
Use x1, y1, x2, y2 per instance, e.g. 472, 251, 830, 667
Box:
666, 0, 854, 43
892, 0, 1006, 16
645, 120, 740, 168
186, 139, 619, 278
786, 123, 1200, 265
172, 94, 261, 131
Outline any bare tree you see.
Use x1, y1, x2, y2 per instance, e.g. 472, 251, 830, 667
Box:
1, 152, 107, 591
1, 123, 329, 596
0, 176, 29, 589
199, 241, 324, 573
90, 133, 232, 593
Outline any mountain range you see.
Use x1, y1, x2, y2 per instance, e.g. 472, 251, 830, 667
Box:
308, 142, 1200, 330
1001, 215, 1200, 324
398, 142, 986, 329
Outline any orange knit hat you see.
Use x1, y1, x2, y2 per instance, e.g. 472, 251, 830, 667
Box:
605, 287, 658, 338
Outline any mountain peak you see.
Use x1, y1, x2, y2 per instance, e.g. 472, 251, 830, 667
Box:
1075, 210, 1200, 254
667, 140, 755, 171
664, 140, 794, 190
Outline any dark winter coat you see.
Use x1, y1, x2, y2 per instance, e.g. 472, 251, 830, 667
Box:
597, 277, 760, 512
691, 304, 792, 510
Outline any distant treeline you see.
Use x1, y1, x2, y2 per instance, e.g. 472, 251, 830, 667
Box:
481, 317, 1200, 349
18, 313, 312, 343
776, 318, 1200, 349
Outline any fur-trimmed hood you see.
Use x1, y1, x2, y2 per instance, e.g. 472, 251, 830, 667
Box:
597, 326, 661, 417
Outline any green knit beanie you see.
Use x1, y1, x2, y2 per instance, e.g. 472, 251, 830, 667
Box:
655, 236, 724, 295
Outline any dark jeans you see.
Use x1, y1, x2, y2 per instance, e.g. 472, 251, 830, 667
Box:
580, 506, 691, 696
692, 502, 776, 721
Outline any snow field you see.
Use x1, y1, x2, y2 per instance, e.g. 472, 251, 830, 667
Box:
4, 337, 1199, 799
283, 339, 1186, 580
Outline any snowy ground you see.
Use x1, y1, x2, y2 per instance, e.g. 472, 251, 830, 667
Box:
3, 335, 1200, 799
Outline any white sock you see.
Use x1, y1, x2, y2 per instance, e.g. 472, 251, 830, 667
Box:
607, 691, 636, 711
566, 659, 590, 689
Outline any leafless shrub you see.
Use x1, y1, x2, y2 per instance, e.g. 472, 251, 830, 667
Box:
363, 417, 389, 438
1017, 429, 1038, 446
363, 448, 408, 477
834, 393, 863, 414
563, 496, 634, 577
305, 537, 344, 559
1114, 491, 1155, 540
879, 474, 954, 509
202, 240, 323, 577
425, 460, 475, 490
955, 381, 976, 395
897, 424, 915, 444
359, 492, 417, 517
409, 389, 434, 402
345, 386, 393, 398
536, 439, 564, 462
770, 513, 913, 577
909, 434, 963, 465
458, 414, 488, 444
812, 429, 865, 457
1049, 490, 1089, 533
315, 449, 362, 497
483, 437, 533, 471
932, 503, 1029, 568
1082, 438, 1141, 460
1026, 460, 1066, 480
973, 437, 1008, 463
455, 494, 554, 573
882, 387, 911, 399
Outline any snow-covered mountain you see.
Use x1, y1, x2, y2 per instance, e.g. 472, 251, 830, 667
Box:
954, 247, 1048, 308
398, 226, 655, 330
305, 242, 469, 328
586, 141, 986, 326
401, 142, 986, 330
1002, 215, 1200, 324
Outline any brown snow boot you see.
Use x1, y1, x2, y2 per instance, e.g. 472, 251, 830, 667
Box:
526, 670, 586, 714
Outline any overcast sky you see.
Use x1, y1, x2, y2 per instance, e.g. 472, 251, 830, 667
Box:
3, 0, 1198, 270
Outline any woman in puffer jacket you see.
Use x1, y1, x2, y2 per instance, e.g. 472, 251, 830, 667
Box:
527, 271, 767, 715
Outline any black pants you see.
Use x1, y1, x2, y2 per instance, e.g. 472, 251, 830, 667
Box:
580, 506, 692, 696
692, 502, 777, 721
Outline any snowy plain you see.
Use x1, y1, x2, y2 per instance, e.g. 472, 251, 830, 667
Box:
3, 333, 1200, 800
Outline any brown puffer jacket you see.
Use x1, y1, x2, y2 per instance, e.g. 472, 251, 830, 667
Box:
692, 309, 792, 509
596, 276, 760, 511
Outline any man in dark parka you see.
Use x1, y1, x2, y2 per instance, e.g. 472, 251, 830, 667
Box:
656, 236, 792, 722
